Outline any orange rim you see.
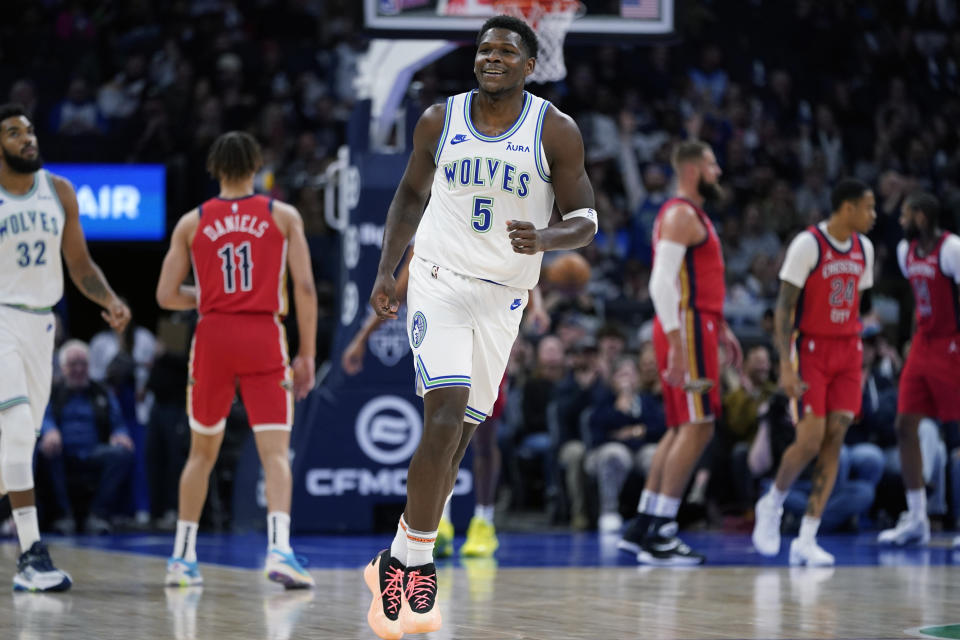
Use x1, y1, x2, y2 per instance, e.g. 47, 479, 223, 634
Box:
491, 0, 583, 17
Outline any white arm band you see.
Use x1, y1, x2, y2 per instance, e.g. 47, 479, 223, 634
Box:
650, 239, 687, 332
562, 207, 598, 234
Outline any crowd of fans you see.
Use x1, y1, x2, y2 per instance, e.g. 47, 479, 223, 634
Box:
2, 0, 960, 534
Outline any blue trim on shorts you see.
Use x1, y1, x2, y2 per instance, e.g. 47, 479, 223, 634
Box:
415, 355, 471, 390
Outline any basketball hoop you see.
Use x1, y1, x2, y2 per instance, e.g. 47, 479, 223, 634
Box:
491, 0, 584, 83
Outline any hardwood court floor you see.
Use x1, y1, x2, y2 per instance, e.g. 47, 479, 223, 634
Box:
2, 532, 959, 639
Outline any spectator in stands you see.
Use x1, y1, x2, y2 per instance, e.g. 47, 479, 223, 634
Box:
585, 346, 666, 532
36, 340, 135, 535
723, 345, 779, 510
554, 339, 607, 529
50, 77, 104, 136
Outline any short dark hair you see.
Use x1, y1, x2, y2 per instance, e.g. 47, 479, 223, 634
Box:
671, 140, 710, 169
0, 103, 29, 124
904, 190, 941, 226
830, 178, 870, 212
206, 131, 263, 181
477, 15, 539, 59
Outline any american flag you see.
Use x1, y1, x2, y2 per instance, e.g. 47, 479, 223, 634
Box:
620, 0, 660, 19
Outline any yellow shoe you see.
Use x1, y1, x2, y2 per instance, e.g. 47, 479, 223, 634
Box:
434, 517, 454, 559
460, 517, 498, 558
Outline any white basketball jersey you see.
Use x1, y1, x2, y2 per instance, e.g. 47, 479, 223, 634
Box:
414, 90, 555, 290
0, 170, 65, 308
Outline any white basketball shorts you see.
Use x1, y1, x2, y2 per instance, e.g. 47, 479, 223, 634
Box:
407, 256, 527, 424
0, 304, 56, 431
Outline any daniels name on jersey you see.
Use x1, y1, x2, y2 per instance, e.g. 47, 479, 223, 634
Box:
414, 90, 556, 291
200, 206, 271, 242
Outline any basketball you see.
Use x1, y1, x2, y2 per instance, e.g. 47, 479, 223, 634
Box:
546, 252, 591, 289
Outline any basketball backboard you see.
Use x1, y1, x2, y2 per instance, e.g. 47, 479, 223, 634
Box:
364, 0, 674, 41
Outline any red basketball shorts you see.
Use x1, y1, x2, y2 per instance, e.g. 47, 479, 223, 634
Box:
792, 334, 862, 421
898, 333, 960, 421
654, 311, 721, 428
188, 312, 293, 434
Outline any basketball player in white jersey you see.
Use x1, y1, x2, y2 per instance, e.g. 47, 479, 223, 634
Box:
363, 15, 597, 640
0, 103, 130, 591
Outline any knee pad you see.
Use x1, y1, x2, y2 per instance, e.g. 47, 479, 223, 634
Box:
0, 403, 36, 492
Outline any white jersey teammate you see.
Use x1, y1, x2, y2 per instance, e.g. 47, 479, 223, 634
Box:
0, 103, 130, 592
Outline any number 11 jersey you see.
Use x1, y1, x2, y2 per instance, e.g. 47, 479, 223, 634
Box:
191, 194, 288, 316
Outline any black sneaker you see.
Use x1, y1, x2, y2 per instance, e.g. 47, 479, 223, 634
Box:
636, 519, 706, 566
362, 550, 405, 640
617, 514, 650, 555
400, 562, 442, 634
13, 541, 72, 592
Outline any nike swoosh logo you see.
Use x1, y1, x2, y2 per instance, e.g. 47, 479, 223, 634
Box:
510, 298, 522, 310
450, 135, 469, 145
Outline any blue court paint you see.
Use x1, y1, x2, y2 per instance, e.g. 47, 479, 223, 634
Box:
52, 531, 960, 571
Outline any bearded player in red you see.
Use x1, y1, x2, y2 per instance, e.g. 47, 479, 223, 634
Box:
618, 140, 740, 566
753, 178, 876, 566
157, 131, 318, 588
878, 191, 960, 548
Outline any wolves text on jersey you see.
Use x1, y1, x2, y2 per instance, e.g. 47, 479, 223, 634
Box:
441, 157, 531, 198
0, 209, 60, 242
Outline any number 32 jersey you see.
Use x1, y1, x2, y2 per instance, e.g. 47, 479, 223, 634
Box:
779, 222, 875, 337
415, 90, 556, 290
0, 169, 65, 308
191, 195, 288, 316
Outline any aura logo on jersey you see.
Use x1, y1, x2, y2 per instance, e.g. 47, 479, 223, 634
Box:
411, 311, 427, 348
354, 395, 422, 464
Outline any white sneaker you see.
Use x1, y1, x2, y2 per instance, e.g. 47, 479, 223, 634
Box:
954, 535, 960, 548
752, 493, 783, 557
265, 547, 314, 589
598, 512, 623, 533
789, 538, 835, 567
877, 512, 930, 546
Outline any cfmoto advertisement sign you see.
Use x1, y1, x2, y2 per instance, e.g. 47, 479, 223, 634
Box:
303, 395, 472, 499
47, 163, 166, 241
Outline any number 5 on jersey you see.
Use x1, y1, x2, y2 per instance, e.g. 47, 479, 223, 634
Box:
218, 241, 253, 293
472, 196, 494, 233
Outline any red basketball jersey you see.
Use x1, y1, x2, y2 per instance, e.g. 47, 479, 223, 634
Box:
905, 232, 960, 339
651, 197, 725, 315
191, 195, 288, 316
795, 226, 866, 337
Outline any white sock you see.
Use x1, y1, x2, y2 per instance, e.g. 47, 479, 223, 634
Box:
474, 504, 494, 523
768, 486, 789, 508
654, 495, 681, 519
799, 516, 820, 544
638, 490, 658, 515
441, 495, 452, 522
906, 489, 926, 519
267, 511, 291, 552
390, 517, 408, 564
173, 520, 198, 562
13, 506, 40, 553
405, 521, 438, 568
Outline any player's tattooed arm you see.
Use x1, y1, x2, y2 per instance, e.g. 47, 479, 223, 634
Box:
773, 282, 801, 365
774, 281, 807, 398
54, 174, 131, 331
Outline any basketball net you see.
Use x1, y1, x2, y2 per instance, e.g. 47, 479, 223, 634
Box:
491, 0, 583, 83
